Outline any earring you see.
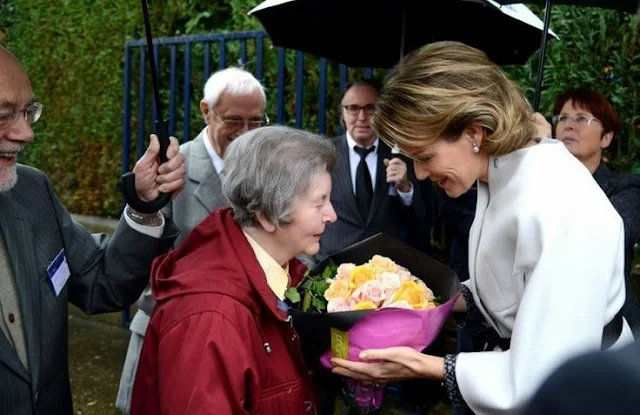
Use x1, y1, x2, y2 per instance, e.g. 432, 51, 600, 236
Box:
472, 142, 480, 153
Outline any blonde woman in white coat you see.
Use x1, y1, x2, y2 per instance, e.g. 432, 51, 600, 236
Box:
331, 41, 634, 414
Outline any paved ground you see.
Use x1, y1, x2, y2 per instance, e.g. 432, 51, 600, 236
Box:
68, 309, 129, 415
68, 215, 128, 415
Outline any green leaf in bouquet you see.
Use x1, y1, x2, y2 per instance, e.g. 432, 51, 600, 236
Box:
322, 264, 338, 279
302, 290, 312, 312
312, 297, 327, 311
285, 287, 301, 304
313, 280, 330, 298
434, 296, 444, 305
300, 279, 313, 291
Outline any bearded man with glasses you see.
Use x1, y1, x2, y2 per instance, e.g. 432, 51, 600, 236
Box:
0, 46, 185, 414
0, 101, 42, 190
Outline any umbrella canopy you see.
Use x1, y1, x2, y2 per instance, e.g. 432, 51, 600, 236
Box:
249, 0, 557, 67
498, 0, 638, 12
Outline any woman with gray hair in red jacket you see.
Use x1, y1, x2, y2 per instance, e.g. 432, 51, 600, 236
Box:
131, 126, 338, 414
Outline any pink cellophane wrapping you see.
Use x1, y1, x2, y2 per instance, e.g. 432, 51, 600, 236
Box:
320, 292, 460, 368
320, 292, 459, 409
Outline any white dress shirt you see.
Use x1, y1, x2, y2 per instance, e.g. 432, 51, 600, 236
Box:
202, 126, 224, 175
345, 133, 413, 206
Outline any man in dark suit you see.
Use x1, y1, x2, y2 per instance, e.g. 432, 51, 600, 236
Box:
0, 46, 184, 414
314, 79, 424, 263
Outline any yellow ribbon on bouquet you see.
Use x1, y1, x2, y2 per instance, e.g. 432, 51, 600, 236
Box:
330, 327, 349, 359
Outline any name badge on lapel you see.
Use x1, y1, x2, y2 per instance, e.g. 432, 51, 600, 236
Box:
46, 249, 70, 296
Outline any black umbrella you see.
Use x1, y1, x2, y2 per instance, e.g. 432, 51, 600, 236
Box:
249, 0, 556, 67
496, 0, 639, 109
120, 0, 173, 214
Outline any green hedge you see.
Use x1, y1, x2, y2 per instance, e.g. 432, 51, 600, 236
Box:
0, 0, 255, 216
503, 6, 640, 172
1, 1, 638, 217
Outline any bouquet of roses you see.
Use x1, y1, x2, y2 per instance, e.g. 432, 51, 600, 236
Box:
322, 255, 441, 313
287, 233, 461, 412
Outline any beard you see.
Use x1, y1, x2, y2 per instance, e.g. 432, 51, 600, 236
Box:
0, 165, 18, 192
0, 143, 25, 192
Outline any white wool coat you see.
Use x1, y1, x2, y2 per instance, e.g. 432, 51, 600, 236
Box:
457, 139, 634, 414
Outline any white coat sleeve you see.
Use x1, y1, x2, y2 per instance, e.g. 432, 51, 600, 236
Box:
455, 206, 627, 414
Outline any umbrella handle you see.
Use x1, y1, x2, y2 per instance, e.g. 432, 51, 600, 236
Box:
121, 0, 172, 214
122, 120, 172, 214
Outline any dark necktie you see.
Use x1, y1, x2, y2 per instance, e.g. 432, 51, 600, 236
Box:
354, 146, 375, 220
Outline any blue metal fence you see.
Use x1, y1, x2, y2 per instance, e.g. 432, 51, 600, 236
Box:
121, 30, 382, 175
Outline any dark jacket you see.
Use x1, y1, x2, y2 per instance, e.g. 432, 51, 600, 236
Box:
439, 186, 477, 282
524, 341, 640, 414
593, 163, 640, 334
0, 165, 177, 415
131, 208, 316, 414
316, 136, 425, 262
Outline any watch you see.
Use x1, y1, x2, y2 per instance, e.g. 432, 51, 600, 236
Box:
125, 206, 162, 226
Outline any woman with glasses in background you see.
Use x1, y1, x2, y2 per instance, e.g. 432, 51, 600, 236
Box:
553, 87, 640, 337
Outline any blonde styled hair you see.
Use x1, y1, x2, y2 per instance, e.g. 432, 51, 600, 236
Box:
374, 41, 536, 156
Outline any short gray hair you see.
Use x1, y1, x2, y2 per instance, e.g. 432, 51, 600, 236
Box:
203, 67, 266, 109
221, 126, 337, 227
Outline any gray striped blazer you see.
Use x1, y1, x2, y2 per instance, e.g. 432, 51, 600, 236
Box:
0, 165, 178, 414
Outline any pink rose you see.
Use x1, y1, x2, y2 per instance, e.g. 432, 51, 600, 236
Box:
376, 272, 402, 298
352, 280, 386, 306
327, 298, 351, 313
336, 263, 356, 280
398, 269, 413, 282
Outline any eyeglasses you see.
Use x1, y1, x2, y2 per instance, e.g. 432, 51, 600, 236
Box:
552, 113, 601, 128
342, 104, 376, 116
0, 102, 43, 128
212, 111, 269, 130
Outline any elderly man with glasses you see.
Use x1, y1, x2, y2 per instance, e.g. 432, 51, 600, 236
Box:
0, 46, 185, 414
116, 66, 268, 414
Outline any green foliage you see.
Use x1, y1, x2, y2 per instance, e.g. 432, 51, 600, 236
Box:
503, 6, 640, 173
1, 0, 143, 215
0, 2, 638, 216
285, 264, 337, 313
0, 0, 256, 216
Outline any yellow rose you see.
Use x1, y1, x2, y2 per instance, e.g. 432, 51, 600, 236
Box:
416, 280, 435, 301
411, 300, 431, 310
324, 279, 351, 301
368, 255, 397, 274
352, 301, 377, 311
391, 281, 427, 308
348, 265, 376, 289
424, 301, 437, 310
